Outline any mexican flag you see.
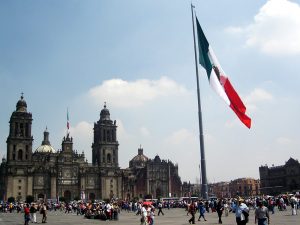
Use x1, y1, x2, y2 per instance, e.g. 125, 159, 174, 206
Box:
196, 17, 251, 128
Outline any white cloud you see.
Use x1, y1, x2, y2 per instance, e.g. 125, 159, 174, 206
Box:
227, 0, 300, 55
164, 128, 197, 145
244, 88, 273, 112
276, 136, 292, 145
139, 127, 151, 137
66, 121, 93, 160
88, 76, 189, 108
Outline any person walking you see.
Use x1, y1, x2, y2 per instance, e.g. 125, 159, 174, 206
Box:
30, 203, 37, 223
41, 203, 47, 223
157, 202, 164, 216
197, 201, 207, 221
255, 200, 270, 225
235, 198, 249, 225
224, 201, 229, 217
188, 202, 196, 224
23, 204, 30, 225
140, 205, 147, 225
216, 200, 224, 224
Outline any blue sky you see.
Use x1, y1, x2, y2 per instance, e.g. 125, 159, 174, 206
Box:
1, 0, 300, 183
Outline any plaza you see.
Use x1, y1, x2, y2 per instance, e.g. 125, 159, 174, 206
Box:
0, 207, 298, 225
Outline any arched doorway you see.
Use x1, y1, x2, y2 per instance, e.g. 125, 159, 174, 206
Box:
89, 193, 95, 201
38, 193, 44, 200
64, 190, 71, 203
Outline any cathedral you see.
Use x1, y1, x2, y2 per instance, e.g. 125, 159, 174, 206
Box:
0, 95, 182, 202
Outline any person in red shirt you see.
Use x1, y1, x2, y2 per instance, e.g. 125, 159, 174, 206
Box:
24, 203, 30, 225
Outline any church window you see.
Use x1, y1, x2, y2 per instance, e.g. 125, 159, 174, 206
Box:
107, 154, 111, 163
18, 149, 23, 160
112, 130, 115, 141
25, 123, 29, 137
103, 130, 106, 141
107, 130, 111, 141
12, 153, 16, 160
15, 122, 18, 136
25, 146, 29, 160
20, 123, 24, 136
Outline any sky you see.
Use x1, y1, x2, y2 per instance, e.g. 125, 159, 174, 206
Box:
0, 0, 300, 184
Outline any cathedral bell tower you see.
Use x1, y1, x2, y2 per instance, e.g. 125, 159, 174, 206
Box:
5, 94, 34, 201
92, 103, 119, 168
6, 94, 33, 163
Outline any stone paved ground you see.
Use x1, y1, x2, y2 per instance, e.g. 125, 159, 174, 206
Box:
0, 207, 299, 225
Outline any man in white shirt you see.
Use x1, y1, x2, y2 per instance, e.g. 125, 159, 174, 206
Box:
235, 198, 249, 225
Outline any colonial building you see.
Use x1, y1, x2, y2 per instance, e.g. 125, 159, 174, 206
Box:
0, 95, 182, 202
122, 147, 182, 199
259, 158, 300, 195
206, 178, 260, 198
228, 178, 260, 197
208, 181, 230, 198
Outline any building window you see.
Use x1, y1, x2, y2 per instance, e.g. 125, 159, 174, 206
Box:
107, 154, 111, 163
18, 192, 21, 196
18, 186, 21, 190
19, 179, 22, 183
25, 123, 29, 137
18, 149, 23, 160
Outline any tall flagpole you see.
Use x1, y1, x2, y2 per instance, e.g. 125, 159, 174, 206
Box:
191, 4, 208, 200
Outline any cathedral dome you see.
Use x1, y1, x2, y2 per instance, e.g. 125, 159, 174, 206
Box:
100, 102, 111, 121
35, 128, 56, 153
16, 94, 27, 112
154, 155, 161, 163
35, 145, 56, 153
129, 146, 148, 168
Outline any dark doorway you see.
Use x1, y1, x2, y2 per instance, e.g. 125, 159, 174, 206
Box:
64, 190, 71, 202
89, 193, 95, 201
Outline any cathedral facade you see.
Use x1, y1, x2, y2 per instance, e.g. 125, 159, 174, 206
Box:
259, 158, 300, 195
0, 96, 182, 202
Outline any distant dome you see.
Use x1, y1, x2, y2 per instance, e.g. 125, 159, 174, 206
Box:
129, 146, 148, 168
154, 155, 161, 163
100, 102, 111, 121
16, 94, 27, 112
35, 127, 56, 153
35, 145, 56, 153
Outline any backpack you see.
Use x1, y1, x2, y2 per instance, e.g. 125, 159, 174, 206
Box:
242, 210, 249, 223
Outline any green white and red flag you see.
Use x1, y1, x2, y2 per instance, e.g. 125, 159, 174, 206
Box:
67, 108, 70, 130
196, 17, 251, 128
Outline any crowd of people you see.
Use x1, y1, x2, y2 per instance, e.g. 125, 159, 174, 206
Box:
184, 194, 299, 224
0, 194, 299, 224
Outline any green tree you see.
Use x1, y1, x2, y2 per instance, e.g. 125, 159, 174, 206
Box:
26, 195, 34, 204
7, 196, 15, 203
59, 196, 65, 203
